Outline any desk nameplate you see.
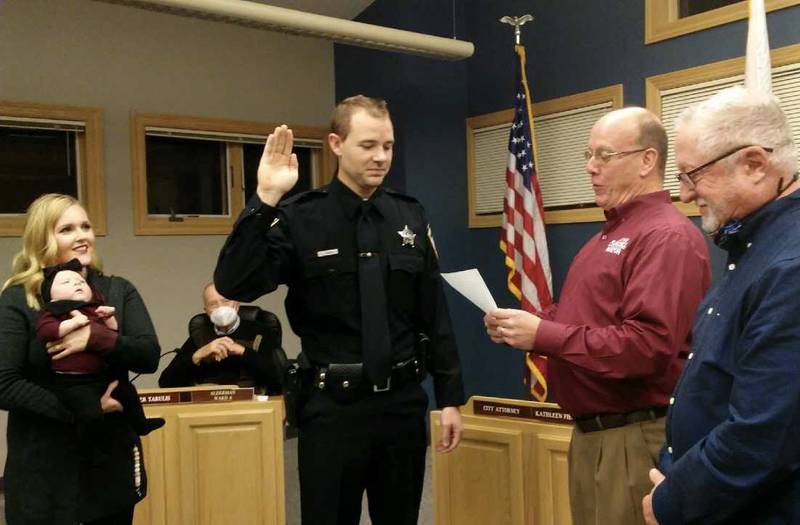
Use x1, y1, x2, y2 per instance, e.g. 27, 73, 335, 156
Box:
473, 399, 574, 425
138, 386, 254, 405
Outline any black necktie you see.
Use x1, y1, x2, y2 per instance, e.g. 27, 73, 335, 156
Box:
357, 201, 392, 387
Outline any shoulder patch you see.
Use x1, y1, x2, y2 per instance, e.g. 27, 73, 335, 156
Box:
280, 187, 329, 207
383, 187, 420, 204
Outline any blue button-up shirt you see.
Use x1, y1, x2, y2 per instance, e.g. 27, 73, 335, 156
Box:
653, 189, 800, 524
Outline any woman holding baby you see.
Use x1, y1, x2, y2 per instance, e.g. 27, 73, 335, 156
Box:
0, 193, 160, 524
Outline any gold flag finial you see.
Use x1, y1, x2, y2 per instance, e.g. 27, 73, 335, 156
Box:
499, 14, 533, 45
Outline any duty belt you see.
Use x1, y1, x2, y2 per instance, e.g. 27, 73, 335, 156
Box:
574, 406, 668, 433
313, 355, 422, 394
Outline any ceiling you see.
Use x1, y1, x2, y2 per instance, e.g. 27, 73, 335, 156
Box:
250, 0, 375, 20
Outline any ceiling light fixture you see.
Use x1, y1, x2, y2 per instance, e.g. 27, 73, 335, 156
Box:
93, 0, 475, 61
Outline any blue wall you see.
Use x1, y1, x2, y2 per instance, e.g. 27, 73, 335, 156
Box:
335, 0, 800, 401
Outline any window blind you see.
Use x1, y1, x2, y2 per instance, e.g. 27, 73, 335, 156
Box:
659, 62, 800, 197
145, 126, 322, 148
0, 116, 85, 133
471, 101, 613, 214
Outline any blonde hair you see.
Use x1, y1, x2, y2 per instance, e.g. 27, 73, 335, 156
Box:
330, 95, 390, 139
2, 194, 102, 309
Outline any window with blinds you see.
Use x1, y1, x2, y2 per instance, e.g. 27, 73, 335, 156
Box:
242, 142, 318, 203
0, 123, 80, 214
660, 64, 800, 196
0, 101, 105, 236
471, 123, 510, 216
466, 84, 623, 228
647, 41, 800, 218
536, 104, 613, 209
131, 113, 329, 235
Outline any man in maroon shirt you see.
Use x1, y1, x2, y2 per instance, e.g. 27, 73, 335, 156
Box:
485, 107, 711, 525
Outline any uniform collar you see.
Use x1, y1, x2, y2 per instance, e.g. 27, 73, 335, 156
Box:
602, 191, 670, 233
329, 176, 388, 220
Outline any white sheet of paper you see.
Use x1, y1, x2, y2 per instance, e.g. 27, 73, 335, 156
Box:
442, 269, 498, 313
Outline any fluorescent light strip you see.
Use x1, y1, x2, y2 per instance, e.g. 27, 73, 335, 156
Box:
94, 0, 474, 60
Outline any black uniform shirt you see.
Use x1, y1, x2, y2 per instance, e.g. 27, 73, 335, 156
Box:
215, 177, 464, 407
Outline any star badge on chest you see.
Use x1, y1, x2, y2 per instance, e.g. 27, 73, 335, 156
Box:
397, 225, 416, 247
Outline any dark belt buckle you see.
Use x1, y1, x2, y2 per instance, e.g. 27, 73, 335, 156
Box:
373, 377, 391, 392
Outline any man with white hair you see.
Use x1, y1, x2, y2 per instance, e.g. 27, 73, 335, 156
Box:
643, 85, 800, 524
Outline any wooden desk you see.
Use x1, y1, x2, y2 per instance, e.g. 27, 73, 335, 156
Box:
431, 396, 574, 525
133, 389, 285, 525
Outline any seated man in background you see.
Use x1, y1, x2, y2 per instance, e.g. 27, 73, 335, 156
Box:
158, 283, 285, 394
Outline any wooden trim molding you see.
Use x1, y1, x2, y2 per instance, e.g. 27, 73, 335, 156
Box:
645, 0, 800, 44
0, 100, 105, 237
130, 112, 328, 236
466, 84, 623, 229
646, 41, 800, 112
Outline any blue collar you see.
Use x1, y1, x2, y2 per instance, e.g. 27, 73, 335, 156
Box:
714, 187, 800, 252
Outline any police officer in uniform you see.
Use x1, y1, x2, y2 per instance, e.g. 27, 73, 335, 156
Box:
214, 95, 464, 525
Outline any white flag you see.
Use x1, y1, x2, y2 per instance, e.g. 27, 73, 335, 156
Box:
745, 0, 772, 95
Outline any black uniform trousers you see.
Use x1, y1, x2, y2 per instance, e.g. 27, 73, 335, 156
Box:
298, 382, 428, 525
83, 506, 135, 525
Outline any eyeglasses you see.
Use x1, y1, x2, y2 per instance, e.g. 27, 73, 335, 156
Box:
675, 145, 774, 188
583, 147, 648, 164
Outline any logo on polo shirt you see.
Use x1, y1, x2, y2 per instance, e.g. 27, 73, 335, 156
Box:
605, 237, 630, 255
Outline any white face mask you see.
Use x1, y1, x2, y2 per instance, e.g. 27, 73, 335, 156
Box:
209, 306, 239, 329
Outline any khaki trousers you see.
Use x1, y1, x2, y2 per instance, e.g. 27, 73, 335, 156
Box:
568, 417, 665, 525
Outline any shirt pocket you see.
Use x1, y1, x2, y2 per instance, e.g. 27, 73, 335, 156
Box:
388, 253, 424, 313
301, 255, 358, 317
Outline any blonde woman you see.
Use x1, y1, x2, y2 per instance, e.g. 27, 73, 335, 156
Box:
0, 193, 160, 524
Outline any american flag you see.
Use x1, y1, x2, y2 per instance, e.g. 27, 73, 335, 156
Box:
500, 44, 553, 402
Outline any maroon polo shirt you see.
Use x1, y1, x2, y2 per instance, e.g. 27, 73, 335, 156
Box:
534, 191, 711, 418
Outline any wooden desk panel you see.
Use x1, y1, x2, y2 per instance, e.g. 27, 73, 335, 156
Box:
133, 396, 284, 525
432, 423, 525, 525
431, 396, 573, 525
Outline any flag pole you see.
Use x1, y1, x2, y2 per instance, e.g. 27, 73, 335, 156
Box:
499, 14, 541, 201
498, 14, 553, 402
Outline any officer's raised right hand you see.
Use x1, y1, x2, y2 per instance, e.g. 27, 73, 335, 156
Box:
257, 125, 299, 206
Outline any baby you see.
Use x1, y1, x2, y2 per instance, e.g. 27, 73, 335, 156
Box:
37, 259, 164, 450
